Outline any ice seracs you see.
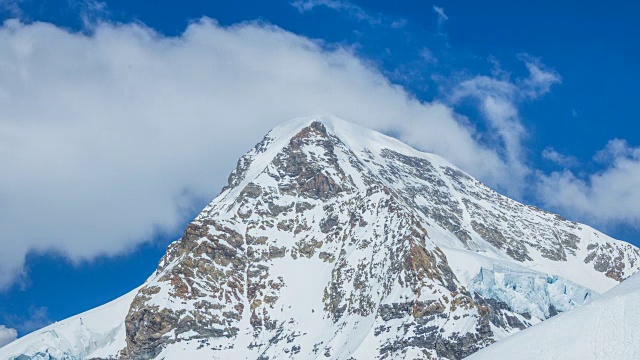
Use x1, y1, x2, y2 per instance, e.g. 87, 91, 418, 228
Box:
468, 265, 594, 320
2, 115, 639, 360
467, 271, 640, 360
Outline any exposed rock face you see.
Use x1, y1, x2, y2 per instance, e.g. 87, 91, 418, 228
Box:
584, 241, 639, 281
122, 220, 248, 359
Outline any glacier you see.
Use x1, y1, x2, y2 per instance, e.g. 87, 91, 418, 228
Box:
468, 265, 595, 320
467, 272, 640, 360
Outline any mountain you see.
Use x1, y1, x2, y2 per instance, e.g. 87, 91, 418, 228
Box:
466, 271, 640, 360
2, 115, 639, 360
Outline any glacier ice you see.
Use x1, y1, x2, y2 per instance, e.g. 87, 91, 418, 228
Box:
468, 272, 640, 360
468, 265, 595, 320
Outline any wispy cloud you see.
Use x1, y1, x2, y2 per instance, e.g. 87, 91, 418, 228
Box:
3, 306, 51, 335
0, 0, 24, 18
76, 0, 109, 29
433, 5, 448, 34
433, 5, 448, 22
290, 0, 406, 28
291, 0, 381, 24
542, 147, 579, 167
517, 54, 562, 99
449, 56, 562, 196
389, 18, 407, 28
420, 48, 438, 64
0, 0, 109, 30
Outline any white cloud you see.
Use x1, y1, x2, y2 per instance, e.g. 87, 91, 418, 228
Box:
0, 0, 22, 18
0, 18, 516, 288
76, 0, 109, 29
433, 6, 448, 22
594, 138, 640, 163
389, 19, 407, 29
419, 48, 437, 64
1, 0, 106, 25
518, 55, 562, 99
291, 0, 381, 25
8, 306, 51, 334
0, 325, 17, 347
2, 306, 51, 336
291, 0, 406, 28
537, 139, 640, 227
432, 5, 448, 34
542, 147, 578, 167
449, 57, 562, 196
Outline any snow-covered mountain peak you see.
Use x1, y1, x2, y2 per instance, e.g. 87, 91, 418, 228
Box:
2, 116, 639, 360
213, 114, 449, 200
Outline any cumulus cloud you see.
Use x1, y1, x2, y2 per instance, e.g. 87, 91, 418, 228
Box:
0, 325, 17, 347
449, 57, 562, 196
542, 147, 578, 167
0, 18, 517, 288
538, 139, 640, 227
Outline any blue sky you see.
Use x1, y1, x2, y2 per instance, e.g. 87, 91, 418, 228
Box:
0, 0, 639, 340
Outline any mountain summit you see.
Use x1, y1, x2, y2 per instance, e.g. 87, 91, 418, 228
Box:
3, 115, 639, 360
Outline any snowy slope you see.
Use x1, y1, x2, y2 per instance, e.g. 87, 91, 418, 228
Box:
466, 272, 640, 360
2, 115, 639, 360
0, 287, 138, 359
